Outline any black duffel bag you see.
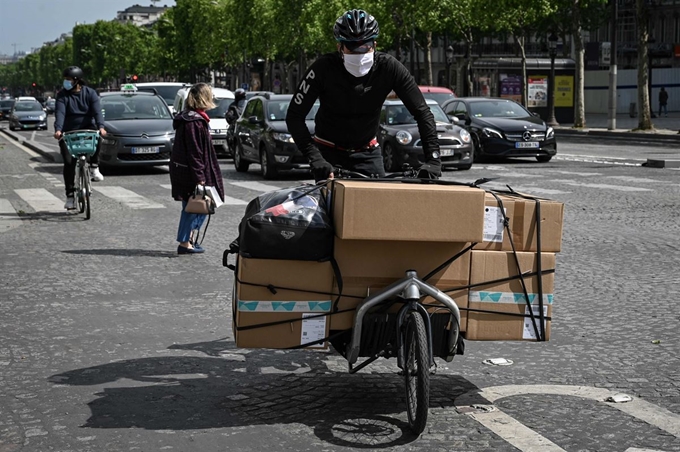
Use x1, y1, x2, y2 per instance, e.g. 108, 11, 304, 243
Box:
230, 184, 333, 262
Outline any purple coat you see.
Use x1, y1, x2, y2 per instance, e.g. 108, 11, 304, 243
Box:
169, 110, 225, 202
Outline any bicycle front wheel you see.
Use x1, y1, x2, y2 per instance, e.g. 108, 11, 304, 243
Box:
84, 167, 91, 220
403, 310, 430, 434
77, 166, 86, 214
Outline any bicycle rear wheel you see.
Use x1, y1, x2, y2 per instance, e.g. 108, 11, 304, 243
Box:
403, 310, 430, 434
77, 166, 86, 214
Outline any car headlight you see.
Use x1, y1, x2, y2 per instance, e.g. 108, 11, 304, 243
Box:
546, 127, 554, 139
39, 114, 47, 120
395, 130, 412, 145
272, 132, 294, 143
101, 137, 116, 145
482, 127, 503, 139
459, 129, 471, 143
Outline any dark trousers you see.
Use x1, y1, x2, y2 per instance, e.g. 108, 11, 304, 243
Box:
318, 144, 385, 178
58, 138, 101, 196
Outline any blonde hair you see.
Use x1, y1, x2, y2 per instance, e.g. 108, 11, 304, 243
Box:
185, 83, 216, 111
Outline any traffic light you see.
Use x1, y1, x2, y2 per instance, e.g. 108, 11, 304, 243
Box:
131, 74, 138, 82
32, 82, 36, 87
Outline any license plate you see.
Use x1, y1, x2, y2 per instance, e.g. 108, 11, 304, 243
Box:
440, 149, 455, 157
515, 142, 540, 149
131, 146, 160, 154
213, 140, 226, 145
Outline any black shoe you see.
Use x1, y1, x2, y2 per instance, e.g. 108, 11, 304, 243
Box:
177, 245, 205, 255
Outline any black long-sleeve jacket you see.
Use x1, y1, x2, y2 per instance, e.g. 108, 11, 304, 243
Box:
286, 51, 439, 160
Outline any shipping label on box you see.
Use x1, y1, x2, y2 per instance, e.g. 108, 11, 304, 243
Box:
474, 193, 516, 251
331, 180, 486, 242
466, 251, 555, 341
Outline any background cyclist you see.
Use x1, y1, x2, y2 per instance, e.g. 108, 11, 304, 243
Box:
53, 66, 107, 210
286, 9, 442, 181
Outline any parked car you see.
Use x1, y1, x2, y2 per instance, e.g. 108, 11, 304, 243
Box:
173, 86, 234, 157
441, 97, 556, 162
418, 86, 456, 106
8, 101, 48, 131
134, 82, 189, 115
0, 99, 15, 121
44, 98, 56, 114
245, 91, 275, 100
97, 87, 174, 168
379, 99, 473, 171
233, 93, 318, 179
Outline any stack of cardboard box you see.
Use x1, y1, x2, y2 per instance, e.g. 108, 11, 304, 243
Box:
232, 180, 564, 349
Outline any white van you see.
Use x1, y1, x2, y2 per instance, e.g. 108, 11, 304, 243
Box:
173, 86, 234, 157
134, 82, 189, 115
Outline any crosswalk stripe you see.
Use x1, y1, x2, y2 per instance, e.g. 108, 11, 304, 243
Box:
0, 198, 23, 232
229, 181, 282, 193
93, 186, 165, 209
160, 184, 248, 205
15, 188, 64, 212
543, 169, 603, 177
604, 175, 668, 184
551, 179, 654, 192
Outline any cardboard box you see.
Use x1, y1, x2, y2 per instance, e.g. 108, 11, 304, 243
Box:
330, 238, 471, 331
509, 196, 564, 253
234, 258, 334, 349
466, 251, 555, 341
473, 193, 516, 251
331, 180, 486, 242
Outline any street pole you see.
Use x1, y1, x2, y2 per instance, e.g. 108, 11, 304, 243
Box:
607, 0, 618, 130
547, 33, 559, 127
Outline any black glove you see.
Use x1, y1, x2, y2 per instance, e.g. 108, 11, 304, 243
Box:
307, 148, 334, 181
417, 159, 442, 179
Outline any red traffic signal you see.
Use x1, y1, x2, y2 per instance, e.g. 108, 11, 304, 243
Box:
32, 82, 36, 87
131, 75, 138, 82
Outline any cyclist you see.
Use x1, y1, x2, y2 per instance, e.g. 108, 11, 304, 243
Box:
286, 9, 441, 182
226, 88, 246, 154
53, 66, 107, 210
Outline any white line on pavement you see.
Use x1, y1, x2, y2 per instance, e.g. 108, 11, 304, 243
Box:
550, 179, 654, 192
160, 184, 248, 205
14, 188, 64, 212
0, 198, 23, 232
466, 409, 566, 451
542, 169, 603, 177
229, 181, 282, 193
604, 175, 670, 184
626, 448, 670, 452
29, 162, 63, 187
93, 186, 165, 209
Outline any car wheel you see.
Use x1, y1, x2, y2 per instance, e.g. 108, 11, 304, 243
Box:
259, 146, 278, 180
536, 155, 552, 163
471, 134, 487, 163
382, 142, 398, 172
233, 142, 250, 172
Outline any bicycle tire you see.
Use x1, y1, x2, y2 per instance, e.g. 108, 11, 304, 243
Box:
84, 167, 91, 220
403, 310, 430, 434
77, 165, 86, 214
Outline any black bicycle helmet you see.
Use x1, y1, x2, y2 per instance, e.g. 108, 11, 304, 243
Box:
62, 66, 84, 80
333, 9, 379, 43
234, 88, 246, 100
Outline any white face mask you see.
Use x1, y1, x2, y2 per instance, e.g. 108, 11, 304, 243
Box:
343, 52, 374, 77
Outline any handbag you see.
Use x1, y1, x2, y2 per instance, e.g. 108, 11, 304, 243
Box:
185, 186, 215, 215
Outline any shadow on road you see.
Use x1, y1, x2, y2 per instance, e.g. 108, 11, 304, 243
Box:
61, 248, 179, 258
49, 338, 479, 448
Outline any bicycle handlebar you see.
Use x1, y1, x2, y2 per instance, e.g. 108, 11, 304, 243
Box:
332, 166, 419, 180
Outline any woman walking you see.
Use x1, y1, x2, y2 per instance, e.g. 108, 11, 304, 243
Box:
170, 83, 225, 254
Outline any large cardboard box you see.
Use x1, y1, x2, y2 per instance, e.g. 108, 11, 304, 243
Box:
466, 251, 555, 341
331, 180, 486, 242
330, 238, 471, 331
234, 258, 334, 349
473, 193, 516, 251
509, 196, 564, 253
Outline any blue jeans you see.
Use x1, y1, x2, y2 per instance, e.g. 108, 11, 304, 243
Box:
177, 200, 207, 243
659, 104, 668, 116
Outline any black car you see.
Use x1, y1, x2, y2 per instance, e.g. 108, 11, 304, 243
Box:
233, 93, 317, 179
441, 97, 556, 162
379, 99, 474, 171
0, 99, 14, 121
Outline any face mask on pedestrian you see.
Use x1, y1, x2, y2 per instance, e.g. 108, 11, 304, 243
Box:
63, 79, 74, 90
342, 52, 374, 78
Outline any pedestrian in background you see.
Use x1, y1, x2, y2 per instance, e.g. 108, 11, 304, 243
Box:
658, 87, 669, 117
169, 83, 225, 255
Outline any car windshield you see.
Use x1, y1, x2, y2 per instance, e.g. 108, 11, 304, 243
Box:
1, 100, 15, 108
47, 100, 56, 106
140, 85, 182, 106
430, 104, 451, 123
386, 104, 449, 125
422, 92, 455, 106
14, 102, 42, 112
469, 100, 530, 118
267, 100, 319, 121
206, 98, 232, 119
101, 95, 171, 120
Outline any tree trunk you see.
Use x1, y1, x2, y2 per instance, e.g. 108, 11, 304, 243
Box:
425, 32, 433, 86
636, 0, 653, 129
515, 35, 528, 107
572, 0, 586, 128
465, 41, 473, 96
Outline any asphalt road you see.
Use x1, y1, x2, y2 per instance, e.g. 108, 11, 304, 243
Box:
1, 128, 679, 452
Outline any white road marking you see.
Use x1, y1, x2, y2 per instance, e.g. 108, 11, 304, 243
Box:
455, 385, 680, 452
93, 186, 165, 209
626, 449, 671, 452
160, 184, 247, 205
550, 179, 653, 192
0, 198, 23, 232
29, 162, 63, 187
229, 181, 282, 193
604, 175, 669, 184
543, 169, 603, 177
14, 188, 64, 212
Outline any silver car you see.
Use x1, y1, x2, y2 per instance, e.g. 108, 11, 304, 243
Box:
99, 91, 174, 167
9, 101, 48, 131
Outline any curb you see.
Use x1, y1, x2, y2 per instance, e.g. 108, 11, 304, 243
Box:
556, 127, 680, 144
0, 127, 63, 163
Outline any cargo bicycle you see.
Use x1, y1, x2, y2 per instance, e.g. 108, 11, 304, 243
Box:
60, 130, 100, 220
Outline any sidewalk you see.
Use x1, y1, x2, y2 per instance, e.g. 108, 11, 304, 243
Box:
555, 112, 679, 139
